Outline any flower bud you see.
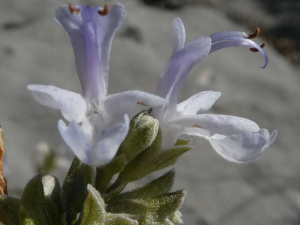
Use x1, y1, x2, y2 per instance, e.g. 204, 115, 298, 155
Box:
116, 110, 159, 164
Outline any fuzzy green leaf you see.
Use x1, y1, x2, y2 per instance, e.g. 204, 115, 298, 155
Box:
96, 155, 126, 194
61, 157, 93, 225
96, 112, 159, 194
19, 206, 35, 225
107, 190, 186, 225
103, 179, 127, 202
116, 111, 159, 164
42, 175, 63, 224
0, 195, 21, 225
104, 118, 162, 200
116, 129, 162, 183
149, 145, 192, 171
118, 135, 190, 183
109, 170, 175, 203
79, 184, 105, 225
20, 172, 53, 225
174, 139, 192, 146
105, 214, 138, 225
169, 211, 183, 224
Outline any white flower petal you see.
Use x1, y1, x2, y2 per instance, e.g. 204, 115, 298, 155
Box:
90, 114, 129, 166
160, 123, 186, 150
27, 85, 87, 123
172, 17, 186, 55
168, 114, 260, 136
270, 130, 278, 144
155, 36, 211, 99
184, 127, 277, 163
55, 4, 83, 32
93, 4, 126, 98
55, 4, 126, 101
105, 91, 168, 120
58, 120, 91, 164
208, 129, 276, 163
209, 31, 247, 43
177, 91, 221, 116
58, 115, 130, 167
210, 37, 268, 68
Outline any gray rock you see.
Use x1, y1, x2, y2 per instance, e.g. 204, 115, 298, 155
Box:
0, 0, 299, 224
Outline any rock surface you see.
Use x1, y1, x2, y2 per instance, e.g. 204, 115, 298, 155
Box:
0, 0, 299, 224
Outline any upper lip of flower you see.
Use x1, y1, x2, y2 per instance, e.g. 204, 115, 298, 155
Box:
152, 17, 277, 163
27, 4, 168, 166
55, 4, 126, 103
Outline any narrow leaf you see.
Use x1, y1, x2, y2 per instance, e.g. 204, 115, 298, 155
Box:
96, 155, 126, 194
104, 179, 127, 202
117, 133, 190, 184
109, 170, 175, 203
117, 129, 162, 182
105, 214, 138, 225
108, 191, 185, 225
79, 184, 105, 225
20, 172, 53, 225
174, 138, 192, 146
151, 146, 192, 171
61, 157, 93, 225
107, 191, 185, 225
42, 175, 63, 224
153, 191, 185, 221
116, 111, 159, 165
19, 206, 35, 225
0, 195, 21, 225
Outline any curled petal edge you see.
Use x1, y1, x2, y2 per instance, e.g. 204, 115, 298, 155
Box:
184, 127, 277, 163
58, 120, 91, 164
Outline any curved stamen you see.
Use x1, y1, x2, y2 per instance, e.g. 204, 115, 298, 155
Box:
68, 3, 80, 14
250, 43, 265, 52
246, 27, 260, 39
98, 4, 109, 16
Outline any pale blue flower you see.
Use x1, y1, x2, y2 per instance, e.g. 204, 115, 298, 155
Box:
28, 4, 166, 166
152, 18, 277, 163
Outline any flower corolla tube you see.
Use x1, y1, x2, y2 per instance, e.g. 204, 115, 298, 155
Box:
152, 18, 277, 163
27, 4, 167, 166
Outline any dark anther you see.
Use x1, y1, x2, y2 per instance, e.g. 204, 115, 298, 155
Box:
147, 108, 153, 114
250, 43, 266, 52
246, 27, 260, 39
68, 3, 80, 14
192, 124, 202, 128
98, 4, 109, 16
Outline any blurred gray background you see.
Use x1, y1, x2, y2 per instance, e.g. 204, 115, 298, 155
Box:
1, 0, 300, 224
